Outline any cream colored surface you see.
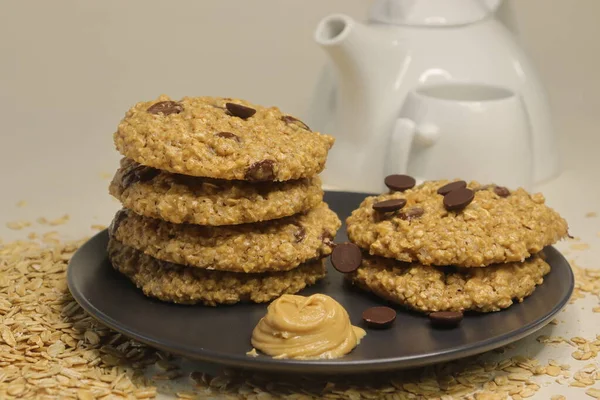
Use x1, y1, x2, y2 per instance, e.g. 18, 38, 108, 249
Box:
251, 294, 365, 359
0, 1, 599, 398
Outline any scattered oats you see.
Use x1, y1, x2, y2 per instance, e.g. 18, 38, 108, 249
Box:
6, 220, 31, 230
593, 307, 600, 313
16, 200, 27, 207
91, 224, 107, 231
156, 359, 178, 371
84, 330, 101, 345
176, 391, 196, 399
551, 396, 566, 400
546, 365, 562, 377
550, 318, 560, 325
153, 370, 182, 380
0, 237, 161, 398
587, 388, 600, 399
99, 172, 113, 179
134, 387, 157, 398
47, 340, 66, 357
571, 243, 590, 251
40, 214, 70, 226
586, 212, 597, 218
77, 389, 95, 400
246, 348, 259, 357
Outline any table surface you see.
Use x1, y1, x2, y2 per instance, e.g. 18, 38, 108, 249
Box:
2, 115, 599, 399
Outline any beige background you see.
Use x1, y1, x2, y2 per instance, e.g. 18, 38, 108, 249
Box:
0, 0, 598, 236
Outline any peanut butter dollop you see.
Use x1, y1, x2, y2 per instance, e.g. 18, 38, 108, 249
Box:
250, 294, 366, 359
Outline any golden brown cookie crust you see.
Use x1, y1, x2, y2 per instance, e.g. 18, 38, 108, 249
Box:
110, 202, 341, 273
349, 253, 551, 313
113, 95, 335, 181
346, 181, 568, 267
109, 158, 324, 225
108, 238, 326, 306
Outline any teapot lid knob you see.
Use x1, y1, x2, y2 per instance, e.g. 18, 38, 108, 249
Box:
369, 0, 502, 26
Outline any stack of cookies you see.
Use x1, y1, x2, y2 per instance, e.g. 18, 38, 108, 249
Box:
107, 95, 341, 306
344, 176, 568, 314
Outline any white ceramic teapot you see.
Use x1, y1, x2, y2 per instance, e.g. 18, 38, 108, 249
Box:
310, 0, 558, 193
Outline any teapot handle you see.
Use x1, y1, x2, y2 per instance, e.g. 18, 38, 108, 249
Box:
387, 118, 416, 175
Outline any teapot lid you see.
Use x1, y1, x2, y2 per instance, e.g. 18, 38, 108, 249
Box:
369, 0, 502, 26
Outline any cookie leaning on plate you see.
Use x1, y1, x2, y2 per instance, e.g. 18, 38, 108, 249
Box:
347, 180, 568, 267
114, 95, 335, 181
109, 202, 340, 273
349, 253, 551, 313
110, 158, 323, 225
108, 238, 326, 306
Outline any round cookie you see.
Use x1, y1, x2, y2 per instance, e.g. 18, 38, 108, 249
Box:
114, 95, 335, 181
349, 253, 551, 313
109, 202, 341, 273
346, 180, 568, 267
108, 238, 326, 306
109, 158, 324, 225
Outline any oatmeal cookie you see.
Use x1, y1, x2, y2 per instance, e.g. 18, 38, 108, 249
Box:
109, 158, 323, 225
109, 202, 340, 273
108, 238, 326, 306
346, 180, 568, 266
113, 95, 335, 181
349, 253, 551, 313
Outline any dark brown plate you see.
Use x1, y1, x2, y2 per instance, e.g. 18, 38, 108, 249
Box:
67, 192, 574, 373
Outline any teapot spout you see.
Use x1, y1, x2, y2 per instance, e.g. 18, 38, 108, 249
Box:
315, 14, 370, 81
315, 14, 355, 48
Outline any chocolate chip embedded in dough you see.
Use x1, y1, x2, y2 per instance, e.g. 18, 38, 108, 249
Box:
331, 243, 362, 273
372, 199, 407, 213
320, 230, 335, 249
226, 102, 256, 119
282, 115, 311, 131
215, 132, 241, 142
121, 164, 160, 189
443, 188, 475, 211
108, 210, 128, 237
399, 207, 425, 221
362, 306, 396, 329
494, 186, 510, 197
245, 160, 275, 182
437, 180, 467, 195
429, 311, 463, 328
293, 225, 306, 243
384, 175, 416, 192
147, 101, 183, 116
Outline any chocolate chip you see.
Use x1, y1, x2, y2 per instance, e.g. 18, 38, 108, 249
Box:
399, 207, 424, 221
147, 101, 183, 116
372, 199, 407, 213
215, 132, 240, 142
226, 103, 256, 119
121, 164, 160, 189
437, 180, 467, 195
494, 186, 510, 197
443, 188, 474, 211
282, 115, 311, 131
108, 210, 128, 237
245, 160, 275, 181
293, 225, 306, 243
320, 231, 335, 248
384, 175, 416, 192
331, 243, 362, 273
362, 306, 396, 329
429, 311, 463, 328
